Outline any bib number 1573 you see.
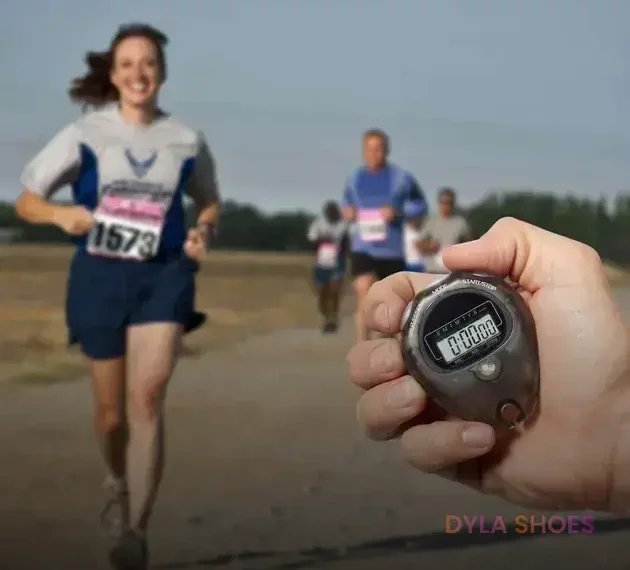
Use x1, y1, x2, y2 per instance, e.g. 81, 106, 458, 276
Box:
87, 217, 159, 260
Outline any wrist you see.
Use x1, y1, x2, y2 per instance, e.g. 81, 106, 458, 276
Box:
196, 222, 215, 248
48, 203, 67, 228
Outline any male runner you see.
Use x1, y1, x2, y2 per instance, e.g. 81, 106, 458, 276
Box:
341, 128, 427, 342
307, 201, 349, 333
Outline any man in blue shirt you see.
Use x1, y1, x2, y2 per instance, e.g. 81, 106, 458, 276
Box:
342, 129, 428, 342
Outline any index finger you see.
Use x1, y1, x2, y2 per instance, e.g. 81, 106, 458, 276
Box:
361, 272, 445, 335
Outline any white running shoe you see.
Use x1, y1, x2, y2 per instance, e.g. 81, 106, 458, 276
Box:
101, 475, 128, 539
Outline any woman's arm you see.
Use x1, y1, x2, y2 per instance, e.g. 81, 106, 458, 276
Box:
186, 133, 222, 244
15, 190, 62, 225
16, 123, 92, 235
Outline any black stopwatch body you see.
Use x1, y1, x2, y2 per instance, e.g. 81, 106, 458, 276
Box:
401, 271, 540, 429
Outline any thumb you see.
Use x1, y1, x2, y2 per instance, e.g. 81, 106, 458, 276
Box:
442, 217, 598, 293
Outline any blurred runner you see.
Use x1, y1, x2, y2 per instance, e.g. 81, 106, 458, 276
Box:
307, 201, 349, 333
341, 129, 428, 342
417, 187, 472, 273
15, 24, 220, 570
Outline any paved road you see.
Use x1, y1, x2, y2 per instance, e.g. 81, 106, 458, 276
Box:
2, 290, 630, 570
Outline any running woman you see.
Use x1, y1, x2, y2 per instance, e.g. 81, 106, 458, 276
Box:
341, 129, 428, 342
15, 24, 220, 570
307, 201, 349, 333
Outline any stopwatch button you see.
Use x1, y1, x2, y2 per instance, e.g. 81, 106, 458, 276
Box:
497, 400, 524, 428
473, 356, 502, 382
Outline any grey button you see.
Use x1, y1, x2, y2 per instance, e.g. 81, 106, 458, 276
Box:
498, 400, 524, 427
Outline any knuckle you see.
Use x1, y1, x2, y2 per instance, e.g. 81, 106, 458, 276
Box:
368, 341, 391, 375
575, 242, 602, 267
356, 395, 387, 434
490, 216, 522, 234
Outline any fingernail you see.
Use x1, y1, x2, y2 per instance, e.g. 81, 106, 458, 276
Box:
386, 378, 419, 408
374, 303, 390, 330
461, 425, 495, 449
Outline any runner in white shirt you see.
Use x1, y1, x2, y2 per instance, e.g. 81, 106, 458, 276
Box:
307, 201, 349, 333
416, 187, 473, 273
14, 24, 220, 570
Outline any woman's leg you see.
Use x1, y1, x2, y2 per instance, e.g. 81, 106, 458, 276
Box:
90, 357, 128, 484
89, 357, 130, 533
124, 322, 182, 534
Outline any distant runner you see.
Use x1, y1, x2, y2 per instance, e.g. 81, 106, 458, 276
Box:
307, 201, 349, 333
416, 187, 472, 273
341, 129, 428, 342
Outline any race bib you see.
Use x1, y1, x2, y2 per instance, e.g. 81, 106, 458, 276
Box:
87, 193, 168, 260
357, 209, 386, 242
317, 242, 338, 268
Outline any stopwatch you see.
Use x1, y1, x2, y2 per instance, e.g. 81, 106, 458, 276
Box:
401, 271, 540, 429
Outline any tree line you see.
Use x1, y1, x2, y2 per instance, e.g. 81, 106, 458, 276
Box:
1, 191, 629, 264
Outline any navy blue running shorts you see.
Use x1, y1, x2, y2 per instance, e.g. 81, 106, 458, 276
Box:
66, 249, 206, 360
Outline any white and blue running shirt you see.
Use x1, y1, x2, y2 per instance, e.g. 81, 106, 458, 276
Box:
20, 104, 220, 257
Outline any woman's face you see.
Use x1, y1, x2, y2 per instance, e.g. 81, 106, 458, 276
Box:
110, 36, 163, 109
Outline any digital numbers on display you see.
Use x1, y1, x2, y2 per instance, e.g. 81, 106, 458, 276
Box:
435, 313, 499, 363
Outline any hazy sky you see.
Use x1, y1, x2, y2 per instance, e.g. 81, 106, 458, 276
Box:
1, 0, 628, 213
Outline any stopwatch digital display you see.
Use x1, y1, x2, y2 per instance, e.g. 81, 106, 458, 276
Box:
422, 293, 509, 370
401, 272, 540, 430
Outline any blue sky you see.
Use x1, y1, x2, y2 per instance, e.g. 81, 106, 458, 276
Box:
1, 0, 628, 213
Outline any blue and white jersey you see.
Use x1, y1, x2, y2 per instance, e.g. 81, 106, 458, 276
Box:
20, 104, 220, 259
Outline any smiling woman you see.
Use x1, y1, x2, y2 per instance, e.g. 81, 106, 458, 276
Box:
13, 22, 222, 570
69, 24, 168, 112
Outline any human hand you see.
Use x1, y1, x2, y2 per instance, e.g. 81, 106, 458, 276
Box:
347, 217, 630, 512
53, 205, 95, 235
183, 226, 209, 261
380, 205, 396, 223
429, 238, 441, 253
418, 237, 440, 255
342, 206, 356, 222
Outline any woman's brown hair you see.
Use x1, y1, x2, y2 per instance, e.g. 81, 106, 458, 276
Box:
68, 23, 168, 107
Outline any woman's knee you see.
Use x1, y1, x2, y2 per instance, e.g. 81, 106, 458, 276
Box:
128, 375, 170, 422
96, 404, 125, 435
90, 357, 126, 434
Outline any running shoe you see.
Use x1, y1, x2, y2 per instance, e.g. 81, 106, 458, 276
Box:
101, 475, 128, 539
109, 529, 148, 570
